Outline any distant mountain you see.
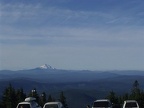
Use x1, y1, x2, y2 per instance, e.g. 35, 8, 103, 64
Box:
110, 70, 144, 76
38, 64, 55, 70
0, 65, 144, 83
0, 67, 144, 92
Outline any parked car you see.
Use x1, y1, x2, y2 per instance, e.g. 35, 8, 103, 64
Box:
16, 97, 42, 108
122, 100, 139, 108
43, 102, 63, 108
92, 99, 112, 108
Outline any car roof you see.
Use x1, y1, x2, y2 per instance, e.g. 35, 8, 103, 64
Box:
17, 98, 39, 107
94, 99, 111, 102
18, 97, 37, 105
25, 97, 36, 101
45, 102, 61, 104
124, 100, 138, 102
18, 101, 31, 104
44, 102, 63, 107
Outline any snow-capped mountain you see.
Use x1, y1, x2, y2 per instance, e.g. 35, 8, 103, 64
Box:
39, 64, 54, 69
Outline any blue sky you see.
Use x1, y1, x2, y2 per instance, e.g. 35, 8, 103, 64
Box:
0, 0, 144, 70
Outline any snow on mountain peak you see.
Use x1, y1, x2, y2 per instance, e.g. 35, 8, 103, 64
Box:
39, 64, 54, 69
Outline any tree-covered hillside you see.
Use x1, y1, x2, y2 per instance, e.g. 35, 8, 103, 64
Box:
0, 80, 144, 108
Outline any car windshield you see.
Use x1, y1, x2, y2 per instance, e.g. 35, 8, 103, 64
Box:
44, 104, 58, 108
125, 102, 137, 107
93, 101, 111, 107
18, 104, 30, 108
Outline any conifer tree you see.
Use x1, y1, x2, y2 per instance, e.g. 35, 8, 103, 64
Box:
106, 91, 118, 104
16, 88, 26, 103
2, 83, 17, 108
130, 80, 141, 100
122, 93, 129, 101
48, 94, 53, 102
59, 91, 68, 108
130, 80, 144, 107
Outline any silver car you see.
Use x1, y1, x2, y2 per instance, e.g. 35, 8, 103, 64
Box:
16, 97, 42, 108
92, 99, 112, 108
43, 102, 63, 108
122, 100, 139, 108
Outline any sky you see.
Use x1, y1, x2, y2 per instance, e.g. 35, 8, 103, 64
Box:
0, 0, 144, 70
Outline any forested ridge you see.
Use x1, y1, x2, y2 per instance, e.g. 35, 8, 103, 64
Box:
0, 85, 68, 108
0, 80, 144, 108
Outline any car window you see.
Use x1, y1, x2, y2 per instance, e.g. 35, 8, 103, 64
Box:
31, 101, 40, 107
44, 104, 58, 108
93, 101, 111, 107
18, 104, 31, 108
125, 102, 137, 107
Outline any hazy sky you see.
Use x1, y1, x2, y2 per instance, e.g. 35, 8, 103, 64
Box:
0, 0, 144, 70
